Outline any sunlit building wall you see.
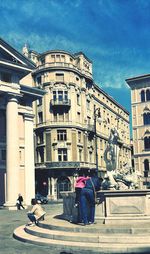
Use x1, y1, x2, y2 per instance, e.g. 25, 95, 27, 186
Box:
126, 75, 150, 188
24, 46, 131, 199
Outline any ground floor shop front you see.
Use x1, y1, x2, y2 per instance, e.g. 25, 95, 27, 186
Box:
35, 163, 97, 200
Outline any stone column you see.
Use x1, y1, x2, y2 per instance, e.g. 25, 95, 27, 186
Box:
51, 177, 55, 199
4, 96, 19, 209
24, 113, 35, 205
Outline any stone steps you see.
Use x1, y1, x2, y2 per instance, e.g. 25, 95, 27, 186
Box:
13, 215, 150, 253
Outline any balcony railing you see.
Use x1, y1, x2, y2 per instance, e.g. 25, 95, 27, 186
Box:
33, 62, 92, 79
46, 161, 80, 169
50, 99, 71, 107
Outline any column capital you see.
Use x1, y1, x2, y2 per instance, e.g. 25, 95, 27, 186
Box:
7, 93, 22, 103
24, 112, 34, 121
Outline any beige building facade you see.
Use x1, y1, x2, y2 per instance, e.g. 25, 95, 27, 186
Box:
126, 75, 150, 188
24, 48, 131, 199
0, 38, 45, 208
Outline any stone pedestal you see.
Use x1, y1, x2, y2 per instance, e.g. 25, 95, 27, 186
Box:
61, 190, 150, 224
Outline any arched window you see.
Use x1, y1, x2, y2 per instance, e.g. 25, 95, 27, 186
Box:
141, 90, 145, 102
146, 89, 150, 101
144, 136, 150, 149
143, 113, 150, 125
144, 159, 149, 172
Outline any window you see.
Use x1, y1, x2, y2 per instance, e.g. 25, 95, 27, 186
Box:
61, 55, 65, 62
38, 133, 43, 144
38, 148, 44, 162
58, 148, 67, 161
1, 72, 11, 83
141, 90, 145, 102
144, 159, 149, 177
79, 149, 82, 161
64, 91, 68, 101
53, 91, 56, 101
143, 113, 150, 125
58, 91, 63, 101
37, 76, 41, 85
146, 89, 150, 101
56, 55, 61, 62
38, 112, 43, 124
78, 131, 81, 143
77, 94, 80, 105
53, 90, 68, 102
56, 73, 64, 82
57, 130, 67, 141
144, 159, 149, 171
51, 55, 55, 61
144, 136, 150, 150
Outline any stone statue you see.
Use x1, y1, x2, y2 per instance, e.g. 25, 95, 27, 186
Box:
104, 128, 120, 172
104, 128, 120, 188
103, 128, 140, 190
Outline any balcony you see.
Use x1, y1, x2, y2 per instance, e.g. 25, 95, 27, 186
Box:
33, 62, 92, 80
50, 99, 71, 108
46, 161, 80, 169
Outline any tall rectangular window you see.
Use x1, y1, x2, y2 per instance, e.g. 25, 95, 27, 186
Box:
58, 148, 67, 161
79, 149, 82, 161
38, 112, 43, 124
77, 94, 80, 105
57, 130, 67, 141
78, 131, 81, 143
58, 91, 63, 101
53, 91, 57, 101
64, 91, 68, 101
37, 76, 41, 85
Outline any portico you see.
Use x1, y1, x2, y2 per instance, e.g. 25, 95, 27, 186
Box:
0, 38, 45, 209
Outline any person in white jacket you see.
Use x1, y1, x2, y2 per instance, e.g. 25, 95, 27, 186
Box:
27, 198, 46, 226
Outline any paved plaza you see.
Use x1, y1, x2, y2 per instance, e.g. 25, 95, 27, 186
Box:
0, 202, 71, 254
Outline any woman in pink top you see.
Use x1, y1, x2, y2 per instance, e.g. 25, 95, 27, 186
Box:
74, 176, 90, 207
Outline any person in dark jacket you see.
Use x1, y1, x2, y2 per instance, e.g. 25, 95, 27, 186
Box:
16, 193, 25, 210
80, 175, 101, 225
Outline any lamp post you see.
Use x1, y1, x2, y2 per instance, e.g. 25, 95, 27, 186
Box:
94, 107, 101, 176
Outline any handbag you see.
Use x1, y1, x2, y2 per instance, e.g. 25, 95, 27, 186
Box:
90, 178, 100, 205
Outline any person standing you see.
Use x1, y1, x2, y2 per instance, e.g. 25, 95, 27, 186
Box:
74, 175, 90, 207
80, 175, 101, 225
16, 193, 25, 210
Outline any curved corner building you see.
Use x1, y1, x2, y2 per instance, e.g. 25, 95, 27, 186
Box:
30, 49, 131, 200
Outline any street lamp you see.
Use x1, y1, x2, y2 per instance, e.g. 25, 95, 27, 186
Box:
94, 107, 101, 175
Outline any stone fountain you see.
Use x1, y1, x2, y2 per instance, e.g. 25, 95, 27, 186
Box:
61, 128, 150, 225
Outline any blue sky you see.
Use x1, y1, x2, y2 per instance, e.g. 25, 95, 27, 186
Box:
1, 0, 150, 116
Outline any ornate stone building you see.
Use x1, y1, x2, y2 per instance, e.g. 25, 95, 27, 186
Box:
126, 75, 150, 188
25, 48, 131, 199
0, 38, 45, 208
